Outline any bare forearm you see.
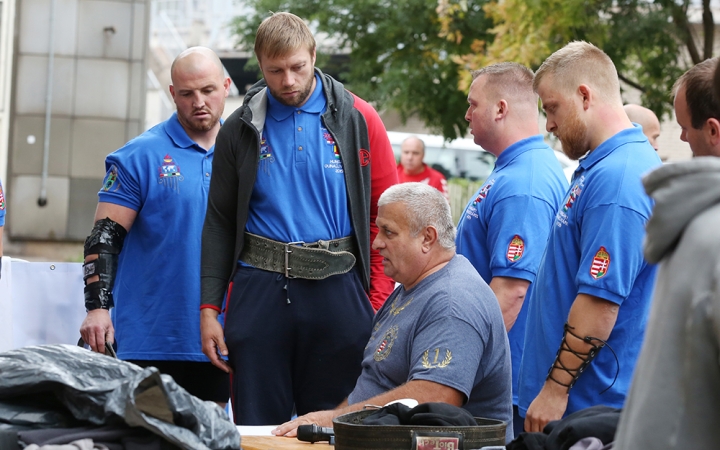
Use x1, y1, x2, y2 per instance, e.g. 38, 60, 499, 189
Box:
274, 380, 464, 436
356, 379, 461, 408
489, 276, 530, 331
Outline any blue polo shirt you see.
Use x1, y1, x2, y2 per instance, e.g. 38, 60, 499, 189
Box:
518, 126, 661, 416
245, 74, 352, 243
97, 112, 214, 361
0, 178, 5, 226
455, 135, 567, 405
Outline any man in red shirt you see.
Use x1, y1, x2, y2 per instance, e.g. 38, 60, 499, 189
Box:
397, 136, 449, 200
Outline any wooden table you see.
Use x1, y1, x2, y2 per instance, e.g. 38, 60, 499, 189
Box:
241, 435, 333, 450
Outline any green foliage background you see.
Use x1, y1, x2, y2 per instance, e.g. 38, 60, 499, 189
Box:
231, 0, 713, 140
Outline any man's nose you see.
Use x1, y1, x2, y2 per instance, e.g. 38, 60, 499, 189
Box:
372, 235, 383, 250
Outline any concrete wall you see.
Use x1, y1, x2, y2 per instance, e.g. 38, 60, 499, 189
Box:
7, 0, 149, 241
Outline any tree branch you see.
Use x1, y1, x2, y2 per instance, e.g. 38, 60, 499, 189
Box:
703, 0, 714, 59
670, 2, 701, 64
618, 73, 646, 93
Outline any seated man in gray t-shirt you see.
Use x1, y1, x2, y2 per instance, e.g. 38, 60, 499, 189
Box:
273, 182, 513, 443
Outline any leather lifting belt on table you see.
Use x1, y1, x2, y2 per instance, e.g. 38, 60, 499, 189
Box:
240, 232, 358, 280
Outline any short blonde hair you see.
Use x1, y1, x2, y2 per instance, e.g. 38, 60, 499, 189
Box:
471, 62, 536, 106
254, 12, 316, 62
534, 41, 620, 102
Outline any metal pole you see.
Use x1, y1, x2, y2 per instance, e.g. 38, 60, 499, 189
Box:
38, 0, 57, 207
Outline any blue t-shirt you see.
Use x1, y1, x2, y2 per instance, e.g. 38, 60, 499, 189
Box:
97, 112, 214, 361
245, 74, 352, 243
455, 135, 567, 405
348, 255, 513, 443
518, 126, 661, 416
0, 177, 5, 226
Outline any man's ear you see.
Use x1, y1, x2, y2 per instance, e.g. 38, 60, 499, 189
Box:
706, 118, 720, 146
496, 99, 508, 121
422, 226, 439, 252
578, 84, 592, 110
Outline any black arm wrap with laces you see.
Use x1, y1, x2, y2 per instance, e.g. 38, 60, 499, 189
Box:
546, 322, 619, 393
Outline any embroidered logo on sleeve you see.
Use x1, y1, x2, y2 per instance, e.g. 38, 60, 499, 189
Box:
506, 235, 525, 262
102, 165, 120, 192
158, 154, 184, 193
0, 183, 5, 210
421, 348, 452, 369
590, 246, 611, 279
374, 325, 398, 361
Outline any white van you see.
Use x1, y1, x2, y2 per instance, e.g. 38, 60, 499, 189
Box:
387, 131, 577, 182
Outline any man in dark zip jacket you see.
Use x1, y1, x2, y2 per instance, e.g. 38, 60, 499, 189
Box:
200, 12, 398, 424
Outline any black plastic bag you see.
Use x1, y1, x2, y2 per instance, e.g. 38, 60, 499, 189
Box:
0, 344, 239, 450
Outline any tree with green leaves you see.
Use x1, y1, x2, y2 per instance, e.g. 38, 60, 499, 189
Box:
232, 0, 714, 140
231, 0, 494, 139
464, 0, 713, 120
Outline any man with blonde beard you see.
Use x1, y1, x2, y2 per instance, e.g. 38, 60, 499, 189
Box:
517, 41, 661, 432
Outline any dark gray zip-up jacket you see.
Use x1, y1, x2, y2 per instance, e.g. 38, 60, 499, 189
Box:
201, 69, 397, 311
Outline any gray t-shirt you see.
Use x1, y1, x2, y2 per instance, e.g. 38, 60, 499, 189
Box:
348, 255, 513, 442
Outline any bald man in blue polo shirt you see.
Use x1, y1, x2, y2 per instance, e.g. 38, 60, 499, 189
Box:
518, 41, 661, 432
79, 47, 232, 404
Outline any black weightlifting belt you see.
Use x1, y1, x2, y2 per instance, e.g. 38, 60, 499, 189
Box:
240, 232, 358, 280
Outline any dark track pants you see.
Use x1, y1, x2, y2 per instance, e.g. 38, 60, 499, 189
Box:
224, 265, 374, 425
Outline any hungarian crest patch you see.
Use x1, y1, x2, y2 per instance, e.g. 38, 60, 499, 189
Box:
374, 325, 398, 362
0, 182, 5, 210
506, 235, 525, 262
590, 246, 611, 279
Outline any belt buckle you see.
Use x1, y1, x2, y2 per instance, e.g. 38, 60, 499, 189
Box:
284, 241, 305, 278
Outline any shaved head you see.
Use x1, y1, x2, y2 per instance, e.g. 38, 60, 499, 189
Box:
168, 46, 230, 141
624, 104, 661, 151
171, 46, 225, 84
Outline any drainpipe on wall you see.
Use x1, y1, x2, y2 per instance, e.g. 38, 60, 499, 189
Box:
38, 0, 57, 207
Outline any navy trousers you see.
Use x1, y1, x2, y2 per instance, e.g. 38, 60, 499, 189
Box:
224, 265, 374, 425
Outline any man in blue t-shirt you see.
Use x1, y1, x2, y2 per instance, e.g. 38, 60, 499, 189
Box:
272, 182, 513, 443
518, 41, 661, 433
456, 62, 567, 437
79, 47, 232, 403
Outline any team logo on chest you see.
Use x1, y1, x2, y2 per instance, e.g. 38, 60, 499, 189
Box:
562, 183, 582, 213
259, 136, 275, 173
102, 165, 120, 192
0, 183, 5, 210
557, 176, 585, 228
322, 129, 340, 160
506, 235, 525, 262
472, 180, 495, 206
590, 246, 611, 279
158, 154, 184, 193
374, 325, 398, 361
322, 127, 344, 173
